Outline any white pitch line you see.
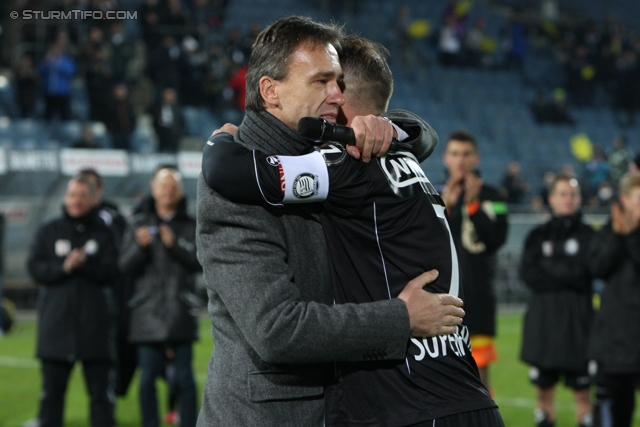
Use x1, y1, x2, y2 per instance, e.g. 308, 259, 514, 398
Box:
494, 396, 574, 412
0, 356, 39, 368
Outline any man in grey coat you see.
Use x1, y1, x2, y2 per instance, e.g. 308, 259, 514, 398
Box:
196, 16, 465, 426
120, 166, 201, 427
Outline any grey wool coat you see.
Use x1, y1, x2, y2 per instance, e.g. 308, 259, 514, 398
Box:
195, 109, 437, 426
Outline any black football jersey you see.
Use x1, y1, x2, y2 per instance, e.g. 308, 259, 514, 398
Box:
203, 134, 496, 425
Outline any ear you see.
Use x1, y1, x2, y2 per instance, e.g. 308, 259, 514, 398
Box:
259, 76, 279, 108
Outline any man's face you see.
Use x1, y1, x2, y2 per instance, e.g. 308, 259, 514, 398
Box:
549, 179, 581, 216
151, 169, 183, 211
267, 42, 345, 131
64, 180, 93, 218
84, 176, 103, 207
621, 186, 640, 223
443, 140, 479, 177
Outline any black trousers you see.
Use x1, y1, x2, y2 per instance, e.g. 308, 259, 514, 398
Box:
44, 95, 71, 121
38, 359, 115, 427
594, 371, 640, 427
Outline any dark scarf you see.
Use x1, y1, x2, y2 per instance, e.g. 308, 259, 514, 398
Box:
235, 109, 313, 155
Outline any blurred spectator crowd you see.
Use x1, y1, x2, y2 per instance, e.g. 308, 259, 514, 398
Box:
394, 0, 640, 127
4, 0, 258, 152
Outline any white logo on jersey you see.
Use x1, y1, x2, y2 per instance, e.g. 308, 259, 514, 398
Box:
292, 173, 318, 198
318, 143, 347, 165
380, 154, 430, 189
319, 144, 343, 155
266, 156, 279, 166
542, 240, 553, 257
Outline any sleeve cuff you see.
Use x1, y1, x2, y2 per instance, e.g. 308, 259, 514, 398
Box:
390, 122, 409, 141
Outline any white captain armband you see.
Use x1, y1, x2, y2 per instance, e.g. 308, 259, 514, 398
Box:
277, 151, 329, 203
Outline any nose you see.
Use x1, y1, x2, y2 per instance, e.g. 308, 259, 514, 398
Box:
327, 81, 345, 107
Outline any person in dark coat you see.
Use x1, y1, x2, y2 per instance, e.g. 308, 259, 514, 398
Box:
119, 165, 201, 427
104, 83, 137, 151
75, 168, 135, 398
27, 175, 119, 427
519, 175, 595, 427
152, 87, 185, 153
439, 130, 509, 392
14, 54, 39, 118
588, 171, 640, 427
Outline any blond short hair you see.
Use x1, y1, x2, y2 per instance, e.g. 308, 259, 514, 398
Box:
619, 171, 640, 195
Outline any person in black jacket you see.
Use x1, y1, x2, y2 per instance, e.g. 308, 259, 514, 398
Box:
519, 175, 595, 427
439, 130, 509, 392
75, 168, 137, 400
588, 171, 640, 427
119, 165, 201, 427
152, 88, 185, 153
27, 175, 119, 427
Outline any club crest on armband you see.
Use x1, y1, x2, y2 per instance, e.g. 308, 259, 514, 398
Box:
293, 173, 318, 198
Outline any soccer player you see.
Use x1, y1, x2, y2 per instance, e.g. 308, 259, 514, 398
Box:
439, 131, 509, 391
202, 35, 503, 426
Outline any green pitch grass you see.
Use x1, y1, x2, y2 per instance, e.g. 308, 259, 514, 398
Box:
1, 313, 638, 427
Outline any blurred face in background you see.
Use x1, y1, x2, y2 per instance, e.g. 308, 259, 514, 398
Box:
64, 180, 94, 218
621, 185, 640, 224
151, 168, 183, 212
443, 140, 479, 177
549, 178, 581, 216
82, 173, 104, 207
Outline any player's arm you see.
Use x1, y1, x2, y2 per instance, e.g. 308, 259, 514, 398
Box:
382, 109, 438, 163
465, 186, 509, 252
202, 132, 282, 206
203, 133, 361, 208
